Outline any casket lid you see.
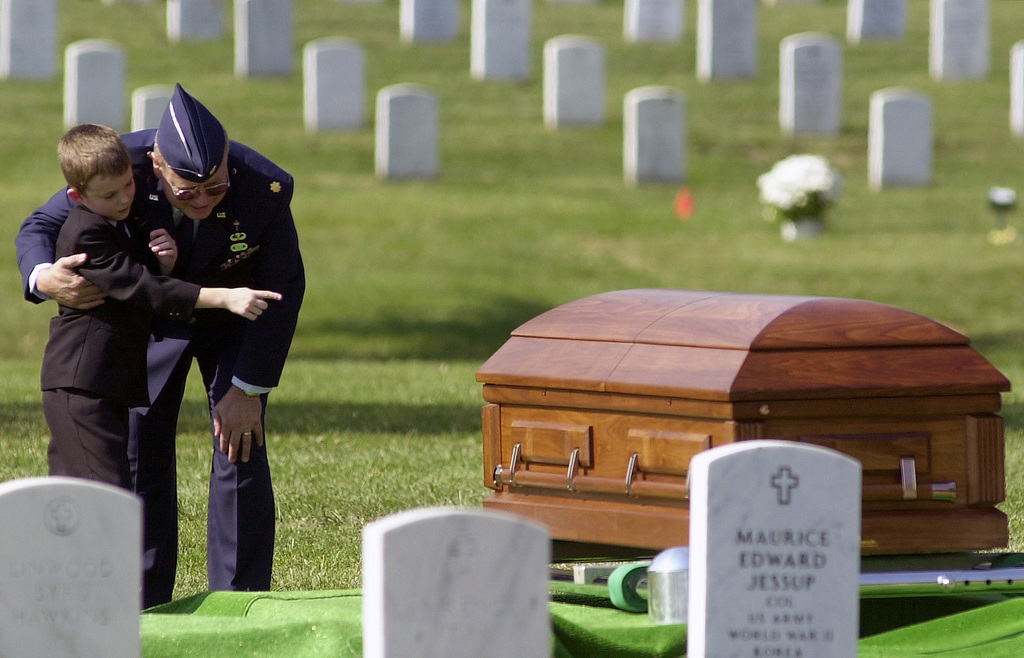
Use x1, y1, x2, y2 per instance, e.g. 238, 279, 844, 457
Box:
476, 289, 1011, 401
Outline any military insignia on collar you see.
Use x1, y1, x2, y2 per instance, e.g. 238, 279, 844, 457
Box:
270, 181, 282, 193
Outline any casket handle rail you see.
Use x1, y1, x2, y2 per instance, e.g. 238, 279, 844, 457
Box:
494, 444, 689, 501
494, 444, 957, 503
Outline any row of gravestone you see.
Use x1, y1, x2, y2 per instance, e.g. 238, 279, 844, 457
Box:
0, 0, 1011, 133
0, 0, 998, 82
2, 0, 288, 78
58, 37, 686, 184
56, 33, 990, 188
0, 440, 861, 657
3, 0, 1017, 187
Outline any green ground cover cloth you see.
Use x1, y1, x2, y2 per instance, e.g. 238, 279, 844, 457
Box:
142, 591, 365, 657
139, 584, 1024, 657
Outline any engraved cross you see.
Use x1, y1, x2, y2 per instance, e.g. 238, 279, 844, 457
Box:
46, 499, 77, 535
770, 466, 799, 506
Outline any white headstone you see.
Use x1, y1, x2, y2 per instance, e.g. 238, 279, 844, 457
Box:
697, 0, 759, 81
63, 39, 126, 130
131, 84, 173, 132
1012, 41, 1024, 139
688, 441, 861, 658
846, 0, 906, 44
543, 35, 606, 129
624, 86, 686, 186
471, 0, 532, 81
929, 0, 989, 81
1, 0, 56, 79
401, 0, 459, 43
362, 507, 550, 658
168, 0, 224, 43
375, 84, 440, 180
780, 33, 842, 136
303, 38, 365, 132
868, 87, 932, 189
0, 477, 142, 658
234, 0, 293, 77
624, 0, 684, 43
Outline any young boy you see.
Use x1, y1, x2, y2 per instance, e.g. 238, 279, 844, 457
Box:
41, 123, 282, 490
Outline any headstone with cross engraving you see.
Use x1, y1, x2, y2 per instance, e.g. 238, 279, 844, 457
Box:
0, 477, 142, 658
688, 440, 861, 658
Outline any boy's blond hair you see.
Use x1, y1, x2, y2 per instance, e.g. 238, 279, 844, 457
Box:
58, 123, 132, 194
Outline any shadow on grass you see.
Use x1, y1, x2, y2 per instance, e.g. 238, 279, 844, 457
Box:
291, 295, 554, 361
3, 398, 482, 441
133, 399, 482, 437
263, 400, 482, 436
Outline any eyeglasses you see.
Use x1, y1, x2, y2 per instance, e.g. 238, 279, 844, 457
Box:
165, 177, 230, 201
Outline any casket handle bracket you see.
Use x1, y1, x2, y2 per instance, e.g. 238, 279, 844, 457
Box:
566, 448, 580, 491
491, 443, 523, 487
900, 456, 918, 501
509, 442, 522, 486
625, 452, 638, 496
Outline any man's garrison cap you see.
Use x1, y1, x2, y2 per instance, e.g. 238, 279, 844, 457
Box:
156, 83, 227, 183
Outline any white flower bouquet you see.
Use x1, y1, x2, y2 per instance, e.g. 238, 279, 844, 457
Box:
756, 154, 843, 222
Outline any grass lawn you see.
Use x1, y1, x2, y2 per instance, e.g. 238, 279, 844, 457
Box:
2, 0, 1024, 599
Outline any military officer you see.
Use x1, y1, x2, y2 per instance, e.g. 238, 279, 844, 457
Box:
16, 84, 305, 608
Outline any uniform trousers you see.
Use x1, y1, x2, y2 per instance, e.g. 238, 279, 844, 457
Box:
128, 321, 275, 609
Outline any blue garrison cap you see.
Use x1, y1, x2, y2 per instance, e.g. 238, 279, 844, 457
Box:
156, 84, 227, 183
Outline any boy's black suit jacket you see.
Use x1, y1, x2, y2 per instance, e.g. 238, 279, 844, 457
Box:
40, 206, 200, 406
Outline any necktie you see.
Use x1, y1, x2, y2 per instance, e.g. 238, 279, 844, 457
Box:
173, 209, 193, 267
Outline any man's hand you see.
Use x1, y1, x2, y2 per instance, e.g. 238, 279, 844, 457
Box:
212, 385, 264, 463
36, 253, 106, 309
149, 228, 178, 275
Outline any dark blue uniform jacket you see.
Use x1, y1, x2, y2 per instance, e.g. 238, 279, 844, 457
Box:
17, 130, 305, 390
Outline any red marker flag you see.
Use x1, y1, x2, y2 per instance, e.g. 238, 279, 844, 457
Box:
674, 187, 695, 220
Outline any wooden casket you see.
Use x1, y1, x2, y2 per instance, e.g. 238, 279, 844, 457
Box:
476, 289, 1012, 557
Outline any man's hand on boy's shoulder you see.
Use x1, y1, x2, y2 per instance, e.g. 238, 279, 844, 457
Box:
37, 253, 106, 309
